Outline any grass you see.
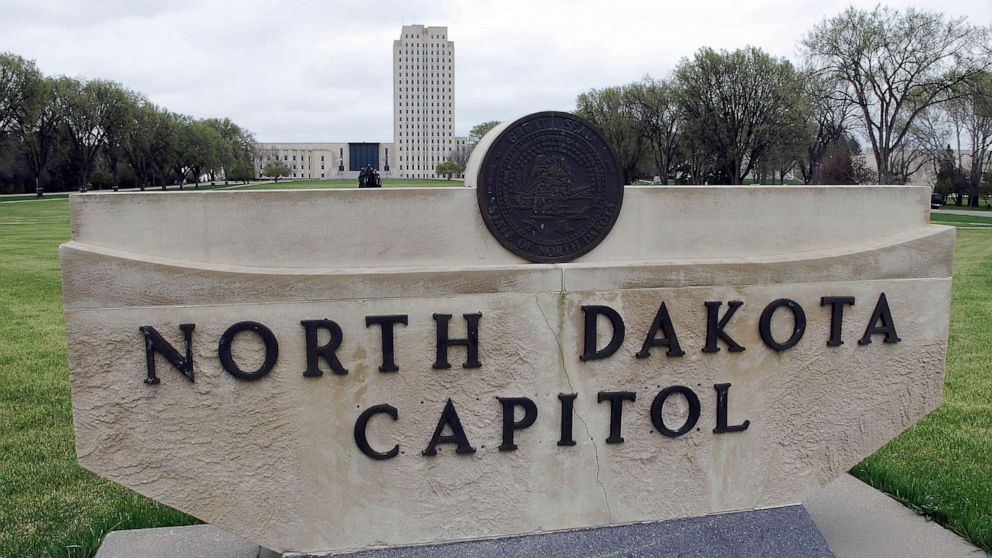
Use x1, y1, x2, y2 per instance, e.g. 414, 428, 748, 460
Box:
0, 198, 199, 557
0, 188, 989, 555
930, 213, 992, 229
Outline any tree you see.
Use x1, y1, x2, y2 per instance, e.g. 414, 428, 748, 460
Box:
803, 5, 992, 184
204, 117, 256, 184
226, 159, 255, 184
0, 52, 43, 138
15, 76, 61, 197
626, 76, 680, 185
674, 46, 801, 184
794, 70, 852, 184
448, 146, 470, 168
819, 135, 875, 184
469, 120, 500, 144
942, 74, 992, 206
262, 161, 289, 182
576, 85, 646, 184
177, 120, 222, 188
55, 78, 111, 192
96, 81, 134, 191
435, 160, 463, 180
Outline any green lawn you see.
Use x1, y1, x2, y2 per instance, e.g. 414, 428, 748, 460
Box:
851, 227, 992, 550
931, 212, 992, 229
0, 192, 989, 555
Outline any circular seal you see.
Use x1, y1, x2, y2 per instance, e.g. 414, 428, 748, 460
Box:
476, 112, 623, 263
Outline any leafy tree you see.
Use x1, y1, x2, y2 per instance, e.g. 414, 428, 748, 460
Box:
674, 46, 801, 185
576, 85, 646, 184
435, 160, 463, 180
262, 161, 289, 182
204, 117, 256, 184
226, 159, 255, 184
0, 52, 43, 137
15, 76, 61, 197
469, 120, 500, 144
54, 78, 111, 192
96, 81, 134, 191
803, 5, 992, 184
177, 120, 222, 188
626, 76, 680, 185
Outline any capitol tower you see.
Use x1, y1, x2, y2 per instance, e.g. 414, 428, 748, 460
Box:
393, 25, 462, 179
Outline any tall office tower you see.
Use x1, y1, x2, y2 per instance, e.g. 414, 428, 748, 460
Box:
393, 25, 455, 179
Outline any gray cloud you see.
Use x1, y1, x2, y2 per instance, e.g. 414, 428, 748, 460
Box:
1, 0, 988, 142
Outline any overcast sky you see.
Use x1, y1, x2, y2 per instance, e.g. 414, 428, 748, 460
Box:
2, 0, 990, 142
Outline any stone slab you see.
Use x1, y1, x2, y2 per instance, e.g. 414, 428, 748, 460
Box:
805, 474, 984, 558
94, 524, 259, 558
62, 187, 954, 554
67, 185, 934, 268
314, 506, 834, 558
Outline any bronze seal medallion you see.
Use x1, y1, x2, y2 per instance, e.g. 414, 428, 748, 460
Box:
476, 111, 623, 263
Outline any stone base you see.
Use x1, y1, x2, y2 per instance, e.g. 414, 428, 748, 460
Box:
308, 506, 833, 558
97, 505, 833, 558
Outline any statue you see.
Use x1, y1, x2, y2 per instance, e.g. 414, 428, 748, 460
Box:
358, 165, 382, 188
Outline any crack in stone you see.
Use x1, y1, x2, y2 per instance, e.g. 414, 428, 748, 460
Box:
535, 292, 613, 521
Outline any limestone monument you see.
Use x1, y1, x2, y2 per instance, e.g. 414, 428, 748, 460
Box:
62, 111, 953, 555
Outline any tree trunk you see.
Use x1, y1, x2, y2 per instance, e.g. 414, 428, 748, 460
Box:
35, 176, 43, 198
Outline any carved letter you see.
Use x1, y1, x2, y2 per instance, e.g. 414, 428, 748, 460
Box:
859, 293, 901, 345
758, 298, 807, 351
581, 305, 625, 361
597, 391, 636, 443
365, 315, 408, 372
650, 386, 700, 438
498, 397, 538, 451
218, 321, 279, 381
702, 301, 745, 353
433, 313, 482, 369
354, 404, 399, 460
558, 393, 577, 446
300, 319, 348, 377
713, 383, 750, 434
821, 296, 855, 347
139, 324, 195, 385
423, 399, 476, 456
636, 302, 685, 358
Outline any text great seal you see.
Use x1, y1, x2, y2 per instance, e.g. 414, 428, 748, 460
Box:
476, 112, 623, 263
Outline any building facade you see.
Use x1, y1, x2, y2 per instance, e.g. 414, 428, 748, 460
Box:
255, 143, 395, 180
394, 25, 462, 179
254, 24, 467, 181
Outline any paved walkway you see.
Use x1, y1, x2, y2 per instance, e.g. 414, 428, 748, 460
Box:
94, 474, 984, 558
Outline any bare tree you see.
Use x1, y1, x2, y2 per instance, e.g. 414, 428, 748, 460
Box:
796, 71, 853, 184
803, 5, 992, 184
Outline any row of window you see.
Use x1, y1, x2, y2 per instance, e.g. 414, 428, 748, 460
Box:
397, 66, 453, 71
402, 33, 447, 40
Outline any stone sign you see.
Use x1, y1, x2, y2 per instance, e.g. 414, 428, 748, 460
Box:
62, 113, 953, 555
